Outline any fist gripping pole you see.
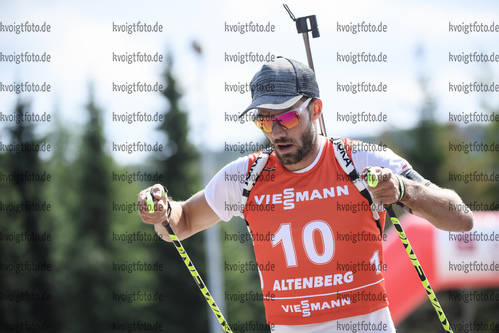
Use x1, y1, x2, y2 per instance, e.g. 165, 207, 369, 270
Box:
146, 188, 233, 333
366, 169, 454, 333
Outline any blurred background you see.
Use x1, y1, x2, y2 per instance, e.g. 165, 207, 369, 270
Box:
1, 0, 498, 332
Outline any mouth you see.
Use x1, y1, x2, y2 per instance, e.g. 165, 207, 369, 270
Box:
275, 142, 295, 154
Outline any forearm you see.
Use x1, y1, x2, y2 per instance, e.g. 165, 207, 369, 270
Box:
140, 189, 220, 242
400, 177, 473, 232
158, 200, 188, 242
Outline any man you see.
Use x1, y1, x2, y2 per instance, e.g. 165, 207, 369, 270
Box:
138, 57, 473, 332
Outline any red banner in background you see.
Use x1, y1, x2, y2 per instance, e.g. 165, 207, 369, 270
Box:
384, 211, 499, 324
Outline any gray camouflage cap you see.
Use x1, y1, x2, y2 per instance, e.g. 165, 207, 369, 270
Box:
240, 56, 320, 117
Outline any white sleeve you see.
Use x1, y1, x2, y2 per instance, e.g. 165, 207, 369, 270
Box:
350, 142, 413, 196
204, 156, 249, 222
350, 142, 412, 177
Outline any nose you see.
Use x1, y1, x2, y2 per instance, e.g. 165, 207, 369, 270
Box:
271, 122, 287, 140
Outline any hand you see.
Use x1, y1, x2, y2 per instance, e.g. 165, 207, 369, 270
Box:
137, 184, 169, 225
360, 167, 402, 206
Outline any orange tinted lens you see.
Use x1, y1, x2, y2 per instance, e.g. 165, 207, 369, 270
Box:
254, 117, 273, 132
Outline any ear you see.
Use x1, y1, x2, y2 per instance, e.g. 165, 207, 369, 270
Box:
310, 98, 322, 121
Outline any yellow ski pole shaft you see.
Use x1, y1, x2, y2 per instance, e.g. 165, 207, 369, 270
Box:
146, 190, 232, 333
366, 169, 453, 333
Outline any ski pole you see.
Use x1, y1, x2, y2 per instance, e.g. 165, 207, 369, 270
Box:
366, 169, 454, 333
146, 189, 233, 333
283, 3, 327, 137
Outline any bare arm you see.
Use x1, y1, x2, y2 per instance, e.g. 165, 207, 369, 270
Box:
137, 184, 220, 242
360, 167, 474, 232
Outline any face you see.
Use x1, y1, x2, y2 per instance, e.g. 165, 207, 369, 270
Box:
256, 98, 319, 168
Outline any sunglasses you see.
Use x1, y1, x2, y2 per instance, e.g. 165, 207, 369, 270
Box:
253, 98, 312, 133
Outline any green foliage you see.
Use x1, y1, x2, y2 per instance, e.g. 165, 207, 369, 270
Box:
146, 51, 208, 331
0, 99, 58, 328
55, 86, 117, 332
156, 53, 200, 201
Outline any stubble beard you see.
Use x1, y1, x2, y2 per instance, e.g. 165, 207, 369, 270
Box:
269, 119, 317, 166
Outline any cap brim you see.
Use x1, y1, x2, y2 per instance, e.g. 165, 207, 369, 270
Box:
240, 95, 303, 118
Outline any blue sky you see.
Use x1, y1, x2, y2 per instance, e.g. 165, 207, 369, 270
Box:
2, 0, 499, 165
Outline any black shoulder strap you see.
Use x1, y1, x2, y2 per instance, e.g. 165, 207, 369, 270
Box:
331, 137, 383, 235
241, 148, 273, 208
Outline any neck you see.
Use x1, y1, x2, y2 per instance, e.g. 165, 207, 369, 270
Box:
283, 135, 324, 172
